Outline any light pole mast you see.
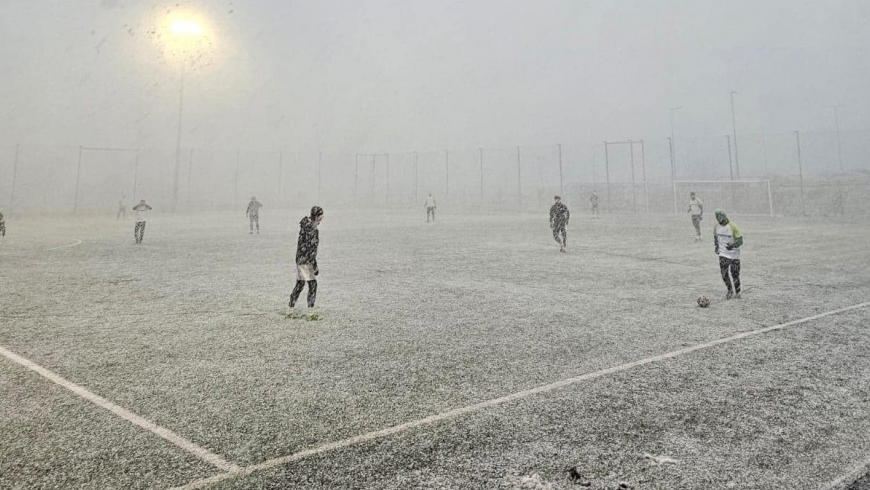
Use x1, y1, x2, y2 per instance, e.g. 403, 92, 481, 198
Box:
831, 105, 845, 215
730, 91, 740, 181
172, 68, 184, 213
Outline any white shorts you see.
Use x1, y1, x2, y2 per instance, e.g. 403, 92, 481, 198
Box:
297, 263, 316, 281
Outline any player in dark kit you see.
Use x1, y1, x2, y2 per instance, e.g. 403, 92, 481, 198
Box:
289, 206, 324, 308
0, 208, 6, 241
550, 195, 570, 252
590, 191, 599, 217
246, 196, 263, 234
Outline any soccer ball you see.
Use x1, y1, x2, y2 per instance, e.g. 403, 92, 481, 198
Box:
697, 296, 710, 308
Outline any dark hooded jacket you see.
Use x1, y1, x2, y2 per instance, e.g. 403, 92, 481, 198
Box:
295, 216, 319, 270
550, 202, 570, 227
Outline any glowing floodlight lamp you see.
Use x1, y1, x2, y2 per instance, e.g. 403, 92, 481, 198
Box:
170, 18, 203, 37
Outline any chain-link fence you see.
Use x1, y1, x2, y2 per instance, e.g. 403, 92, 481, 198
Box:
1, 129, 868, 216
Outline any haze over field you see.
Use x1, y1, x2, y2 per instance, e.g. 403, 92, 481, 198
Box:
1, 0, 869, 153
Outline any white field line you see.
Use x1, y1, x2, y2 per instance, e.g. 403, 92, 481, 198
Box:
822, 456, 870, 490
0, 239, 82, 255
0, 346, 241, 474
173, 300, 870, 490
45, 239, 82, 251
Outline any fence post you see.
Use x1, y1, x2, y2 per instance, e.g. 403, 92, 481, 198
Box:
795, 130, 805, 216
132, 149, 139, 202
10, 143, 19, 212
767, 180, 774, 217
73, 145, 83, 215
604, 142, 610, 213
516, 146, 522, 207
558, 143, 563, 197
445, 149, 449, 198
233, 149, 239, 209
186, 149, 193, 210
640, 139, 648, 213
479, 147, 484, 199
669, 137, 677, 214
277, 150, 283, 205
317, 152, 323, 202
629, 139, 636, 213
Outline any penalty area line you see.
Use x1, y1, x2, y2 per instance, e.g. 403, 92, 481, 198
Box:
0, 345, 241, 474
173, 300, 870, 490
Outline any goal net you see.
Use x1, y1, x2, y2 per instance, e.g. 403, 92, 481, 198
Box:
674, 180, 773, 216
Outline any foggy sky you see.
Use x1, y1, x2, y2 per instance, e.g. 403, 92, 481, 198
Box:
1, 0, 868, 154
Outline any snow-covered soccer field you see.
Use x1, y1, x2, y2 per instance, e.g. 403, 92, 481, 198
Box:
2, 209, 870, 490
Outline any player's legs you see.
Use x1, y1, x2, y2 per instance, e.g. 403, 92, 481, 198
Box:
0, 223, 5, 239
306, 280, 317, 307
133, 222, 140, 243
255, 215, 259, 233
552, 226, 562, 246
719, 256, 733, 296
139, 222, 146, 243
249, 216, 254, 233
692, 215, 701, 237
731, 259, 741, 296
560, 227, 567, 247
289, 280, 305, 307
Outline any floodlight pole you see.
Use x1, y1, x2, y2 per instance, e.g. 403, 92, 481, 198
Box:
726, 135, 736, 205
10, 143, 19, 212
831, 105, 845, 215
730, 91, 740, 181
172, 68, 185, 213
385, 153, 389, 203
670, 138, 677, 214
371, 154, 375, 202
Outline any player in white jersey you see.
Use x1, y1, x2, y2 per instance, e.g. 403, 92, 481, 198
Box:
132, 199, 152, 244
246, 196, 263, 234
117, 194, 126, 220
713, 209, 743, 299
424, 193, 437, 222
687, 192, 704, 241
